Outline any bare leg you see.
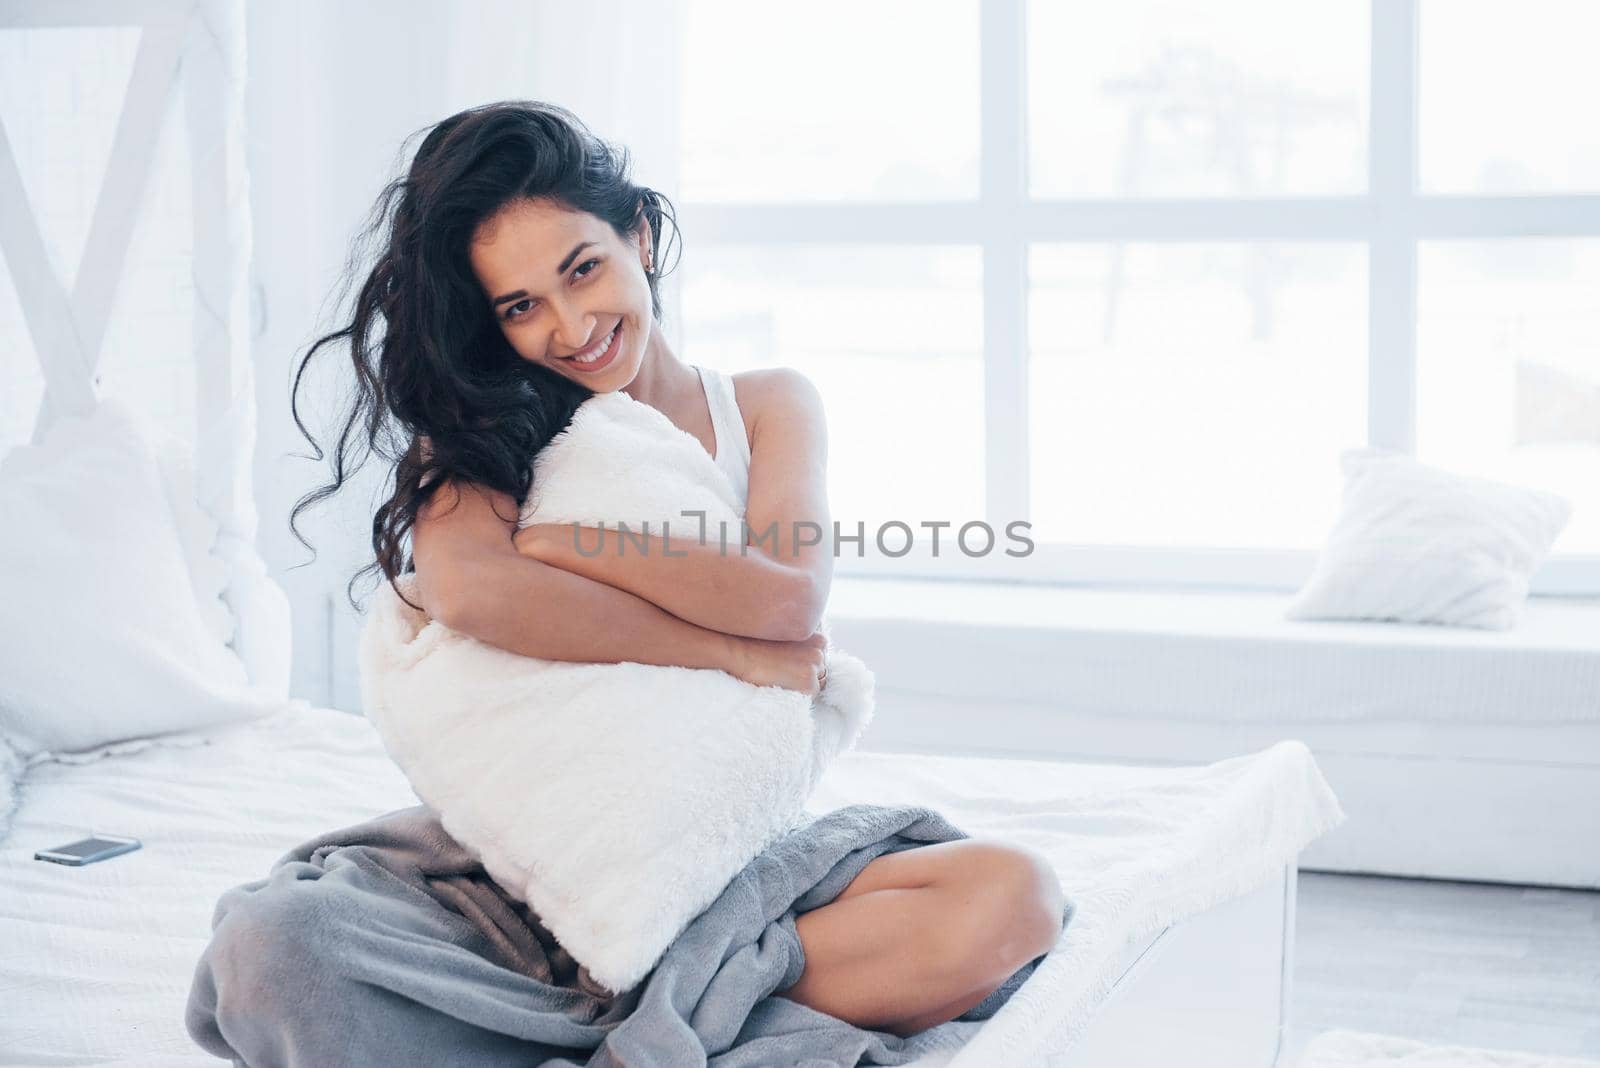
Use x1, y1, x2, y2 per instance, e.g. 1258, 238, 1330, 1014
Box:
774, 840, 1062, 1038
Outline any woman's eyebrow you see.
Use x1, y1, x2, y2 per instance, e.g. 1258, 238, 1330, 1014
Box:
489, 241, 599, 308
556, 241, 597, 274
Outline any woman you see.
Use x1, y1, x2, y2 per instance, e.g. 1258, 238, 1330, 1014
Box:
292, 99, 1063, 1040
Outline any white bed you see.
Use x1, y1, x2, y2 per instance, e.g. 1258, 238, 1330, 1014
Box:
1, 699, 1337, 1067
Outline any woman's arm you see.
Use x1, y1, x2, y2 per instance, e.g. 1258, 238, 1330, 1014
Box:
513, 368, 834, 642
444, 544, 736, 669
416, 478, 824, 691
513, 521, 817, 643
447, 551, 827, 693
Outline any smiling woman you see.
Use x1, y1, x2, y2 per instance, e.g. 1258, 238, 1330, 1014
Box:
280, 97, 1063, 1045
472, 199, 837, 644
287, 102, 659, 605
291, 102, 848, 678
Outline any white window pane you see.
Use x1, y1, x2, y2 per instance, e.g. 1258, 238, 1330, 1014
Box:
680, 0, 979, 202
682, 246, 984, 529
1417, 240, 1600, 554
1420, 0, 1600, 194
1027, 1, 1368, 199
0, 27, 140, 290
1029, 242, 1367, 549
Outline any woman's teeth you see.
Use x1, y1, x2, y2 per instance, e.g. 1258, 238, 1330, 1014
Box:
572, 326, 616, 364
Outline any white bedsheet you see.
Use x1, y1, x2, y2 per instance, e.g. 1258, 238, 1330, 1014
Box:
0, 703, 420, 1067
0, 702, 1341, 1066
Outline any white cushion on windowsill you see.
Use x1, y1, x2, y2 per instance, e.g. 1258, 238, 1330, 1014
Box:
1284, 449, 1572, 630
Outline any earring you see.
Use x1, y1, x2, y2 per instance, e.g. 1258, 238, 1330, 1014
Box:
644, 258, 654, 274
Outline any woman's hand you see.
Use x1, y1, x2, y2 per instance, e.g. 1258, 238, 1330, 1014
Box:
724, 628, 830, 697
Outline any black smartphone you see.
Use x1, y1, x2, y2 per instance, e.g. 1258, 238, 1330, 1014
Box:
34, 834, 142, 866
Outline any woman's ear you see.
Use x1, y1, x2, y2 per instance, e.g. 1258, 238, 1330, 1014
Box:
635, 220, 652, 267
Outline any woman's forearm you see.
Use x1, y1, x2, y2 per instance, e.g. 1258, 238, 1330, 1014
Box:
515, 522, 819, 642
444, 547, 742, 672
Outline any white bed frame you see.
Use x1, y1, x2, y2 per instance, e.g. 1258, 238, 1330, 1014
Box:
1060, 868, 1296, 1068
914, 865, 1296, 1067
0, 0, 289, 697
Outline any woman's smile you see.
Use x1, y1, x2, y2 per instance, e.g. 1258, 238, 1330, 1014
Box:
556, 320, 622, 374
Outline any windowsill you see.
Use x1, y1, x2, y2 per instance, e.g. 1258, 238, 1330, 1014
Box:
822, 575, 1600, 731
825, 574, 1600, 652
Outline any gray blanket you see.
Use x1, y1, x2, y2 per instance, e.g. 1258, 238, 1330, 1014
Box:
185, 801, 1065, 1067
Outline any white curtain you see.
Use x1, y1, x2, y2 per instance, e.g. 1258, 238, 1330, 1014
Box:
246, 0, 684, 708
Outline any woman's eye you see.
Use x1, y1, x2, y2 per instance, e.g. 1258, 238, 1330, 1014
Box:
503, 261, 598, 322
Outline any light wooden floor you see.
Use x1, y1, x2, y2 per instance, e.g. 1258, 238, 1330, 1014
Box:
1282, 871, 1600, 1064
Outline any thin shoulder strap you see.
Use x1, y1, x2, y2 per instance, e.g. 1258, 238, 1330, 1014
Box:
701, 366, 752, 464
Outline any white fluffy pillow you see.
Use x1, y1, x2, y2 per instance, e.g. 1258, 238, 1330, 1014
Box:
360, 390, 876, 995
1286, 448, 1572, 629
0, 400, 283, 761
150, 434, 236, 647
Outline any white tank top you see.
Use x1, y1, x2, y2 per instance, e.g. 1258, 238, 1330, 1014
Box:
694, 365, 751, 513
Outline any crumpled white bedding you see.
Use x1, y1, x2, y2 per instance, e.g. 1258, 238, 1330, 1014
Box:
0, 701, 1342, 1067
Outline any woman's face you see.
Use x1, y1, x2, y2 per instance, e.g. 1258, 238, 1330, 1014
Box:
469, 197, 652, 392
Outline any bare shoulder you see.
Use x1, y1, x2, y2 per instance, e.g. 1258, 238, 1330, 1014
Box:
729, 367, 826, 436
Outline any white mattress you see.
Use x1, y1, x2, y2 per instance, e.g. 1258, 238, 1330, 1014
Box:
828, 579, 1600, 725
1, 702, 1340, 1066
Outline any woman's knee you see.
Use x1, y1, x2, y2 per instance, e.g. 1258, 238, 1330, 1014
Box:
944, 842, 1066, 976
187, 876, 355, 1063
205, 878, 347, 1009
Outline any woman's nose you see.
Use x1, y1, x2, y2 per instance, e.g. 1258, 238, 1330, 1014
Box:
552, 308, 595, 355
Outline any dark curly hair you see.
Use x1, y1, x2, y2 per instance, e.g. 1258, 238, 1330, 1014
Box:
287, 100, 682, 612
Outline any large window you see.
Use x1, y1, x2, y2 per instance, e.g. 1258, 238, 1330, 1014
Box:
677, 0, 1600, 593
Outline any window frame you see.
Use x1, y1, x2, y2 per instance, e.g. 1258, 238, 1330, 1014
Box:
676, 0, 1600, 595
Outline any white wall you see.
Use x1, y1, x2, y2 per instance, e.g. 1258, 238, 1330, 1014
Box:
244, 1, 681, 708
